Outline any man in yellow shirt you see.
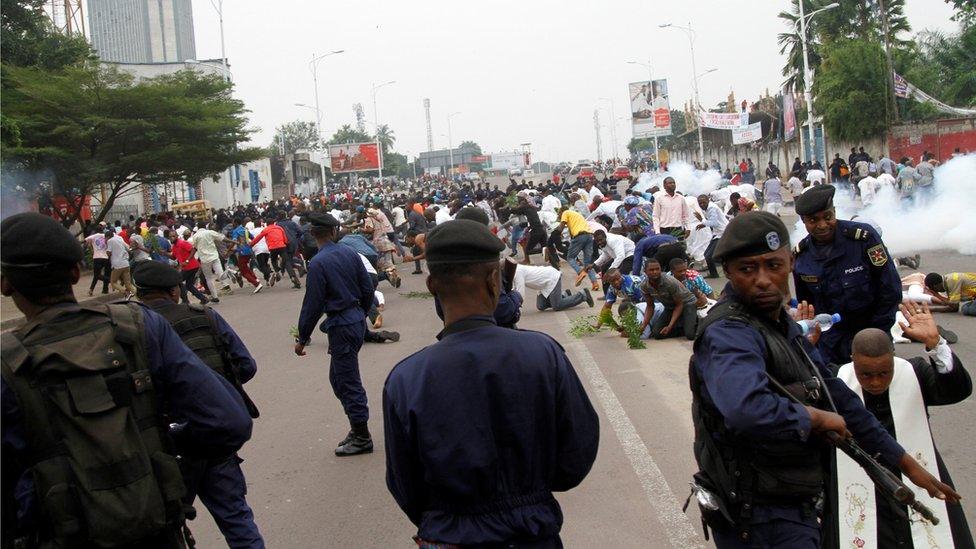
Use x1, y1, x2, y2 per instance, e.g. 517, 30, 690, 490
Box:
558, 208, 599, 292
925, 272, 976, 316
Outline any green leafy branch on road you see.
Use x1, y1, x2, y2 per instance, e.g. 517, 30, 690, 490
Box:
619, 308, 647, 350
400, 291, 433, 299
569, 315, 603, 337
569, 310, 646, 349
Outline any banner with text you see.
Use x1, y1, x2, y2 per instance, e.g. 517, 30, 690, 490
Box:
732, 122, 763, 145
698, 111, 749, 130
329, 143, 382, 173
629, 79, 672, 138
782, 90, 797, 141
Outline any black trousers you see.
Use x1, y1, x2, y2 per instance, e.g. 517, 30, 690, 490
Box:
89, 258, 110, 294
181, 267, 209, 303
654, 242, 688, 273
524, 226, 547, 256
704, 238, 720, 277
254, 253, 272, 281
269, 248, 297, 282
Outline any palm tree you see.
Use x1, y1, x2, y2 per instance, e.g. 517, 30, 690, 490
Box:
375, 124, 396, 152
778, 0, 910, 92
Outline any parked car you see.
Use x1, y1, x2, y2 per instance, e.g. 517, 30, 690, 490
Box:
575, 164, 596, 179
507, 167, 523, 177
610, 166, 632, 181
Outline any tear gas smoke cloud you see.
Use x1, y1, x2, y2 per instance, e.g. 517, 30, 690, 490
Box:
792, 154, 976, 256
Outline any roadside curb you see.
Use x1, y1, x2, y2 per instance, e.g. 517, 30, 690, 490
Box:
1, 291, 124, 332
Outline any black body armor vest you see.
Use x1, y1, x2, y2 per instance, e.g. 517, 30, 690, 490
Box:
690, 299, 827, 527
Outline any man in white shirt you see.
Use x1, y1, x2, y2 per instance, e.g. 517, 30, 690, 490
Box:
587, 199, 623, 228
858, 174, 879, 206
695, 195, 729, 279
540, 189, 562, 216
584, 179, 604, 202
806, 168, 826, 185
248, 222, 273, 284
876, 172, 897, 194
787, 175, 806, 200
106, 231, 135, 296
190, 223, 232, 295
434, 205, 453, 226
511, 262, 594, 312
390, 205, 407, 231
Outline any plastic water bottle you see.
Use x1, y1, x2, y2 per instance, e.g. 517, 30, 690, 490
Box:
797, 313, 842, 335
787, 299, 799, 317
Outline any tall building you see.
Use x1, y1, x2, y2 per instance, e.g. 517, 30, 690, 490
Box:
88, 0, 196, 63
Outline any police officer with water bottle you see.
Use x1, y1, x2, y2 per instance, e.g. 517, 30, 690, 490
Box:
792, 185, 902, 365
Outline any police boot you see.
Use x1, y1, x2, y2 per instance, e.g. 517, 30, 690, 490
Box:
335, 422, 373, 456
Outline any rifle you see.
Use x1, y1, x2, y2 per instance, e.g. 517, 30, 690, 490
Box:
764, 341, 940, 525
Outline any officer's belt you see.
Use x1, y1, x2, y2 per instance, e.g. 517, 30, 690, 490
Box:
428, 491, 555, 515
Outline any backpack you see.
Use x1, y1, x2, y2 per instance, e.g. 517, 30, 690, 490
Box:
1, 303, 188, 548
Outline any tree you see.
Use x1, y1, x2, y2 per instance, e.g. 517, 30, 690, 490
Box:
459, 140, 483, 155
270, 120, 322, 155
813, 39, 889, 142
1, 63, 263, 227
777, 0, 910, 92
375, 124, 396, 152
945, 0, 976, 25
1, 0, 94, 70
327, 124, 372, 145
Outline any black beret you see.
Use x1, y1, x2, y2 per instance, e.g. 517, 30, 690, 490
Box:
713, 211, 791, 262
794, 184, 836, 216
306, 212, 339, 227
454, 206, 490, 226
132, 260, 182, 290
0, 213, 83, 268
425, 219, 505, 265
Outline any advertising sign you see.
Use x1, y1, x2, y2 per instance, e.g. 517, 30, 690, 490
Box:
698, 111, 749, 130
782, 90, 797, 141
732, 122, 763, 145
630, 79, 672, 138
328, 142, 382, 173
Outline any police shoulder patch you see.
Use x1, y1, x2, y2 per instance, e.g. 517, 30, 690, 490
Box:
867, 244, 888, 267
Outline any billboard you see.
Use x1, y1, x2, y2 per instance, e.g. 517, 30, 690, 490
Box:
328, 142, 382, 173
630, 79, 672, 138
782, 89, 797, 141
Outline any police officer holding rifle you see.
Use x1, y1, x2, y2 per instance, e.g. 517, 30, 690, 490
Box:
687, 211, 959, 548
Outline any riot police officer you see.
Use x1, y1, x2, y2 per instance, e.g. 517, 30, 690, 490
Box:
689, 211, 957, 548
1, 213, 252, 548
792, 185, 902, 365
132, 260, 265, 548
294, 212, 376, 456
383, 219, 600, 547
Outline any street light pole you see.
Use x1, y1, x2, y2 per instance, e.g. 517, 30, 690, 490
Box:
796, 2, 839, 163
371, 80, 396, 181
447, 112, 461, 176
309, 50, 345, 140
599, 98, 618, 162
660, 23, 706, 164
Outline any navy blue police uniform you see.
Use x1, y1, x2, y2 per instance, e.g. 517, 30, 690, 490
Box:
1, 305, 254, 541
793, 218, 901, 365
383, 220, 600, 547
296, 216, 375, 453
138, 270, 264, 549
690, 211, 906, 548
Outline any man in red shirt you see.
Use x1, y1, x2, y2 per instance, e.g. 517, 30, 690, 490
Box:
168, 230, 211, 304
250, 218, 300, 289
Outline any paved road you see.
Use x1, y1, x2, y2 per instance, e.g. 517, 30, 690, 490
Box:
186, 237, 975, 547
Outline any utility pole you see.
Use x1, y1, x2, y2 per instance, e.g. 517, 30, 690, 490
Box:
593, 110, 603, 163
879, 0, 900, 123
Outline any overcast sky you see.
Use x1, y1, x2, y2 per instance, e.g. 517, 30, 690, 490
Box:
189, 0, 959, 163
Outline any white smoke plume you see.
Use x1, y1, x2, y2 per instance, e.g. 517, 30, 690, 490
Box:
632, 160, 756, 206
793, 154, 976, 256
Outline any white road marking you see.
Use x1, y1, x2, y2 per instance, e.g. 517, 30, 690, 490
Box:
557, 313, 704, 548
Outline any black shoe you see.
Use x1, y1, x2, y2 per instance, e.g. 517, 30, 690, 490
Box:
938, 325, 958, 345
378, 330, 400, 342
411, 270, 423, 275
337, 430, 355, 448
335, 435, 373, 456
209, 297, 220, 304
583, 288, 594, 308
